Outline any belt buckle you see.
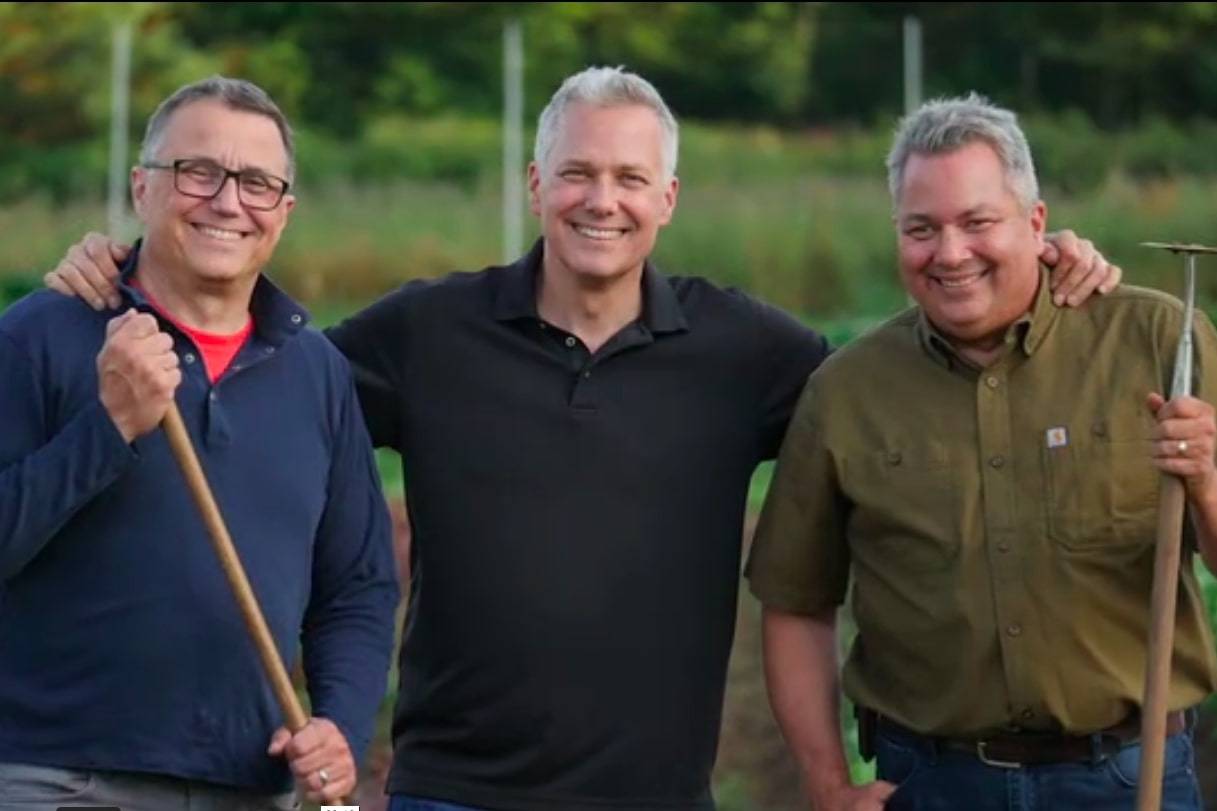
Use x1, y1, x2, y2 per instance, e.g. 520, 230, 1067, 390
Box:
977, 740, 1023, 769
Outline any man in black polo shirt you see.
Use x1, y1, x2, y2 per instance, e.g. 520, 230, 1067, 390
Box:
47, 68, 1118, 811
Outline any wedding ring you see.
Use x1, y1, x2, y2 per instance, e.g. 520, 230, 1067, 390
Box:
1178, 440, 1189, 456
318, 768, 331, 787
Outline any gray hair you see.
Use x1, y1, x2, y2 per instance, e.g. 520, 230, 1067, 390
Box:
535, 66, 679, 180
886, 92, 1038, 211
139, 76, 295, 181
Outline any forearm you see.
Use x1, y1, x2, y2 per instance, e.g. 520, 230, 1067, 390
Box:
762, 605, 852, 806
301, 584, 398, 760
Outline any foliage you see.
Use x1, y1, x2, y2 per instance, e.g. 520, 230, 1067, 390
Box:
6, 3, 1217, 202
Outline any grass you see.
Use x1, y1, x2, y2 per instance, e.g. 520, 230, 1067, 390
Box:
5, 171, 1216, 319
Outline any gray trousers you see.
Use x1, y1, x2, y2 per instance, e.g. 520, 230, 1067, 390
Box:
0, 763, 299, 811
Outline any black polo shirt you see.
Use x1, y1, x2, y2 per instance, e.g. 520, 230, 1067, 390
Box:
327, 240, 830, 811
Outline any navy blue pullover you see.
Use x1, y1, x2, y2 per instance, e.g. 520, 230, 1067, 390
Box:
0, 252, 398, 791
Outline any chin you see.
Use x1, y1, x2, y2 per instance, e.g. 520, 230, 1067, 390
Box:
189, 262, 252, 283
575, 264, 635, 284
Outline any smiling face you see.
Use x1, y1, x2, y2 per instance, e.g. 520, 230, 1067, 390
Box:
131, 98, 295, 290
528, 102, 678, 289
896, 140, 1046, 354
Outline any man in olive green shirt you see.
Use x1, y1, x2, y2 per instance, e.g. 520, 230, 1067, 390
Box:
747, 94, 1217, 811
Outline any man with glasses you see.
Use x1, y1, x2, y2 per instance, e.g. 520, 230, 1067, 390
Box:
0, 76, 398, 810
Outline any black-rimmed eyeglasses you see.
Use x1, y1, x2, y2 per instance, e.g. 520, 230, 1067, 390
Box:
142, 158, 291, 211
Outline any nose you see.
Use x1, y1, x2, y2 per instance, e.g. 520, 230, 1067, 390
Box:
208, 174, 243, 215
935, 226, 971, 268
582, 176, 618, 216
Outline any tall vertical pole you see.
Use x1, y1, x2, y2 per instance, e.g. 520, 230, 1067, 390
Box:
903, 16, 922, 114
901, 16, 923, 306
107, 21, 132, 238
502, 18, 524, 263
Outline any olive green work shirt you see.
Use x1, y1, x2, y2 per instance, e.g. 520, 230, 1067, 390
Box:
747, 272, 1217, 737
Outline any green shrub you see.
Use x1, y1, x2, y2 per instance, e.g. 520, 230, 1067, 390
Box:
7, 115, 1217, 206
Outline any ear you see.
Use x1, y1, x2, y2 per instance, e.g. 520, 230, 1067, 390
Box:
130, 166, 149, 219
657, 175, 679, 227
527, 162, 542, 217
1029, 200, 1047, 251
280, 194, 296, 216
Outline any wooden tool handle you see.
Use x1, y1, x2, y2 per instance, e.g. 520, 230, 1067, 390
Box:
1136, 473, 1187, 811
162, 404, 348, 804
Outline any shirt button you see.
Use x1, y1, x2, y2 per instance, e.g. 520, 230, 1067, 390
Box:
583, 371, 592, 379
209, 392, 218, 402
997, 542, 1010, 553
564, 336, 576, 348
1092, 423, 1107, 438
985, 376, 1000, 389
183, 353, 196, 364
265, 347, 275, 355
1021, 708, 1035, 721
989, 455, 1005, 469
887, 451, 903, 466
1007, 623, 1022, 637
538, 321, 547, 329
290, 314, 302, 325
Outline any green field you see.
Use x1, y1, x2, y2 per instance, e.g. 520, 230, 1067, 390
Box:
6, 174, 1217, 311
4, 165, 1217, 810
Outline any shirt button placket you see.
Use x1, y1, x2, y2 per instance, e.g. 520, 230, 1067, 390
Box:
979, 364, 1025, 715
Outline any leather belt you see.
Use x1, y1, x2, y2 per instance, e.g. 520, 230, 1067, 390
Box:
876, 710, 1187, 768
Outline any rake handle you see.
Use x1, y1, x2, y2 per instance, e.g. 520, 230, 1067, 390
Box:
161, 404, 348, 804
1136, 473, 1187, 811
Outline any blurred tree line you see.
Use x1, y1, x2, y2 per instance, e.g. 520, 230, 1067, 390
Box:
3, 1, 1217, 202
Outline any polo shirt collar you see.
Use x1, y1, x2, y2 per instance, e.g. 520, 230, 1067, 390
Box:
914, 266, 1058, 370
492, 239, 545, 322
493, 238, 688, 335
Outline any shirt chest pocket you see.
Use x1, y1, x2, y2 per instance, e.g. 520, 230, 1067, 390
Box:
842, 442, 961, 573
1042, 436, 1159, 551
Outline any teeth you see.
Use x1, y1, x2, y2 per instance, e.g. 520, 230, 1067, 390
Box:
196, 225, 243, 241
573, 224, 624, 240
936, 272, 982, 289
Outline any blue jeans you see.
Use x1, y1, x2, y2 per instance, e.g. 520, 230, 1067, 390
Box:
389, 795, 489, 811
876, 723, 1204, 811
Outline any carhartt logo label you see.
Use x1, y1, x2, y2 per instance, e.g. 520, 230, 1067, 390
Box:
1045, 426, 1068, 448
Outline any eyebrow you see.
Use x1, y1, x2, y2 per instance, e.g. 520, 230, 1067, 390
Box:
900, 205, 998, 223
558, 159, 653, 175
182, 155, 284, 178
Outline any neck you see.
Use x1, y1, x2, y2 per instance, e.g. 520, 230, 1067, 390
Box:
954, 339, 1007, 368
949, 319, 1023, 368
133, 258, 254, 334
537, 260, 644, 354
